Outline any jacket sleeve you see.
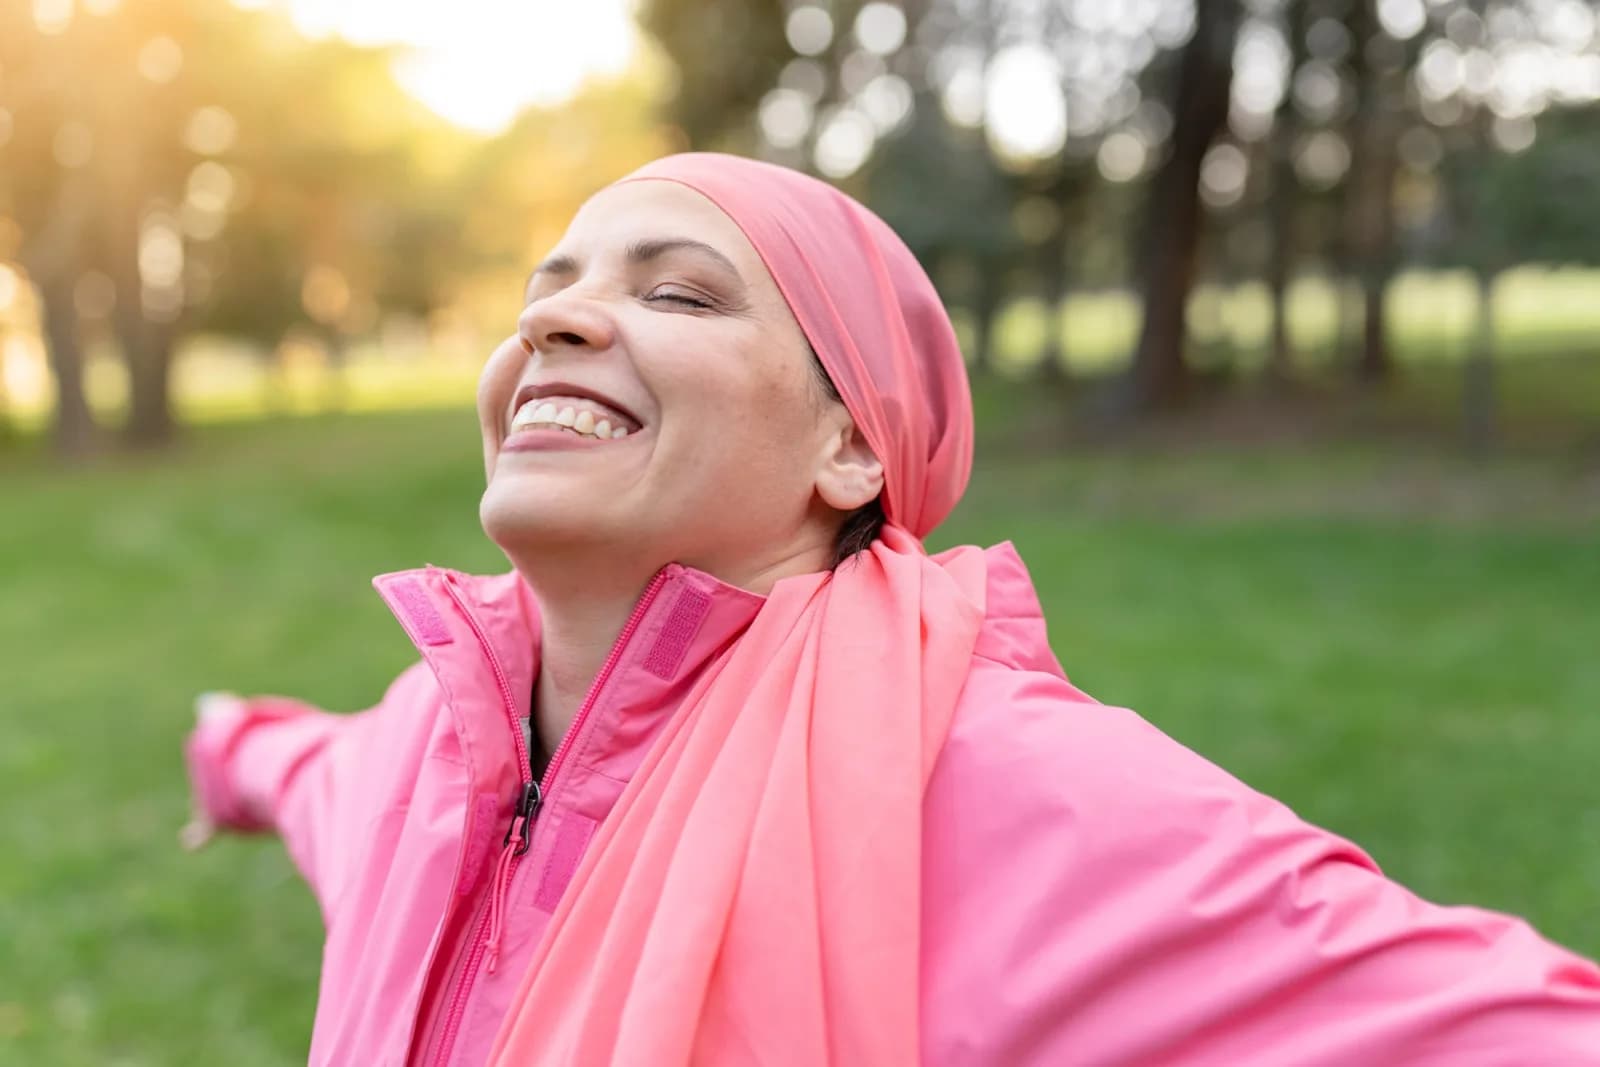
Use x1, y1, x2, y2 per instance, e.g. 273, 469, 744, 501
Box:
183, 661, 435, 917
921, 667, 1600, 1066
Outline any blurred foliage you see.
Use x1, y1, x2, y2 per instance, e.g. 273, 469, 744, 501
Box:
1433, 108, 1600, 275
0, 0, 671, 453
3, 0, 1600, 454
639, 0, 794, 149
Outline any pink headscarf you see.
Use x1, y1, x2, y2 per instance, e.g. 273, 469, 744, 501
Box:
488, 153, 991, 1065
617, 153, 975, 536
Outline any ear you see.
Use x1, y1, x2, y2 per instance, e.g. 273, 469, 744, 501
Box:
814, 415, 884, 512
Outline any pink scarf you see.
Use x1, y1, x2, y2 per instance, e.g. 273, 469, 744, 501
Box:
489, 153, 987, 1065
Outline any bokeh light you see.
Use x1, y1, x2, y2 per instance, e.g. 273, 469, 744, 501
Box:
854, 2, 907, 57
940, 62, 985, 128
184, 106, 239, 157
1378, 0, 1427, 42
137, 36, 185, 84
859, 73, 914, 134
984, 44, 1068, 162
786, 5, 833, 58
1200, 142, 1249, 209
813, 106, 876, 178
32, 0, 73, 35
1097, 130, 1148, 183
759, 88, 814, 149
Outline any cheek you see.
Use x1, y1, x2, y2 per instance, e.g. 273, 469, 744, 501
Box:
477, 337, 526, 479
676, 372, 820, 493
626, 319, 820, 489
477, 337, 526, 428
668, 362, 802, 447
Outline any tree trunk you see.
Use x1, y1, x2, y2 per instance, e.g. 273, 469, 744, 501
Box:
1462, 268, 1497, 456
970, 255, 1002, 375
322, 327, 350, 411
1346, 0, 1401, 384
1126, 0, 1242, 412
38, 276, 98, 458
1037, 235, 1069, 381
1350, 176, 1400, 385
0, 325, 13, 444
1357, 246, 1393, 383
19, 164, 98, 456
1265, 0, 1311, 383
121, 317, 177, 447
111, 232, 178, 448
98, 87, 179, 449
1265, 163, 1297, 382
1038, 293, 1067, 382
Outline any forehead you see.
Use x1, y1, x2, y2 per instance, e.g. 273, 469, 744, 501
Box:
562, 179, 765, 274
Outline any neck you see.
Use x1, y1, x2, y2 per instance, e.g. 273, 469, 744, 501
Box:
509, 534, 835, 758
515, 557, 654, 765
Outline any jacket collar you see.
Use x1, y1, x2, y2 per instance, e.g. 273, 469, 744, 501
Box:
371, 544, 1062, 790
371, 562, 766, 735
374, 542, 1057, 701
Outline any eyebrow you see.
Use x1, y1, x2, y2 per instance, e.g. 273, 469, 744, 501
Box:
529, 237, 744, 288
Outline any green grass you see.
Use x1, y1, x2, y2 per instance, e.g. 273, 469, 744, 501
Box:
2, 403, 1598, 1065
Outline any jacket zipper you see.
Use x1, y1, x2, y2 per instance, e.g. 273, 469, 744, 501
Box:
537, 568, 668, 793
424, 568, 669, 1067
483, 780, 540, 973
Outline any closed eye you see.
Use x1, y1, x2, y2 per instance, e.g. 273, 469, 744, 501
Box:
645, 288, 714, 310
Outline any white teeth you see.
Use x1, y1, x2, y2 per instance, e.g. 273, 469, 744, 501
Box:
509, 401, 541, 430
509, 396, 638, 439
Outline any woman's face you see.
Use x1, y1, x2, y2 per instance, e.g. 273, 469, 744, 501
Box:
478, 179, 868, 587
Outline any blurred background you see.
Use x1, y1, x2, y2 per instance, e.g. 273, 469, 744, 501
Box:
1, 0, 1597, 1063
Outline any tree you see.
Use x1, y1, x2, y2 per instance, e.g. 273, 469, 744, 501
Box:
1433, 110, 1600, 453
192, 36, 479, 389
638, 0, 794, 149
0, 1, 496, 448
1342, 0, 1410, 385
0, 2, 103, 455
867, 101, 1021, 373
1126, 0, 1244, 411
1264, 0, 1313, 382
1, 1, 273, 449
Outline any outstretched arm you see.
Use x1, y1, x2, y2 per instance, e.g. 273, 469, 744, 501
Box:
923, 674, 1600, 1066
182, 661, 435, 917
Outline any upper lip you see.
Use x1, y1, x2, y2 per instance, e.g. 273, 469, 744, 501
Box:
508, 381, 643, 431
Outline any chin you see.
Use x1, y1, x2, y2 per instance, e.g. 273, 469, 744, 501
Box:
478, 483, 620, 561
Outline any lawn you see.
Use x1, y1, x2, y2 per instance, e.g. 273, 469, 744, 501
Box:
2, 401, 1597, 1065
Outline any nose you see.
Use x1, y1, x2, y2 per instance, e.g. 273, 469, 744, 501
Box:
517, 286, 617, 355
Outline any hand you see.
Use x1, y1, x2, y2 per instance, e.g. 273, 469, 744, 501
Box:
178, 813, 214, 851
178, 692, 240, 851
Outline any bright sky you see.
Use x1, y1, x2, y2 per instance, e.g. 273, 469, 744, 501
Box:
236, 0, 640, 133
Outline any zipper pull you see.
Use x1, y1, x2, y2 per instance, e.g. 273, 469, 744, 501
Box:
503, 780, 541, 856
485, 780, 542, 974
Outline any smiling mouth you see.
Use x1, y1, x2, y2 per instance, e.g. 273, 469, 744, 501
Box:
508, 395, 638, 441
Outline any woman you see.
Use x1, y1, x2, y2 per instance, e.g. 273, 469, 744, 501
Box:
185, 153, 1600, 1066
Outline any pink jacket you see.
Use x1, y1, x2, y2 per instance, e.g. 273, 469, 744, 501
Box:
187, 548, 1600, 1066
